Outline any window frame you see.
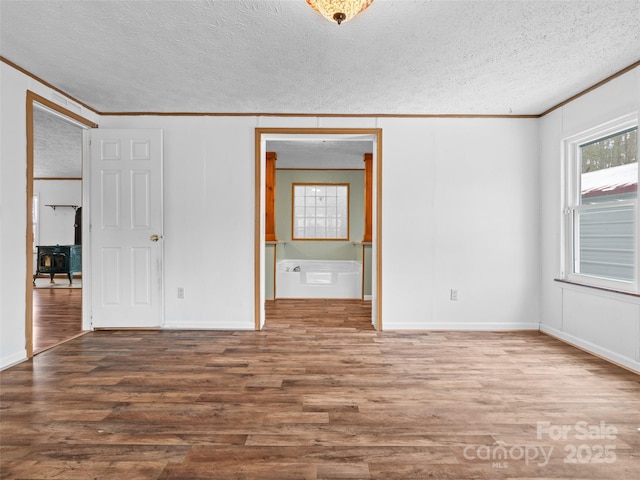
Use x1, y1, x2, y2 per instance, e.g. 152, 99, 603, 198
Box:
562, 113, 639, 293
291, 182, 350, 241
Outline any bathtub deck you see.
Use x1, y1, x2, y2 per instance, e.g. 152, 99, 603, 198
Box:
276, 260, 363, 299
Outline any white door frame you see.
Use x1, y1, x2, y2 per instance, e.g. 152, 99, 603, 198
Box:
81, 130, 92, 331
254, 128, 383, 330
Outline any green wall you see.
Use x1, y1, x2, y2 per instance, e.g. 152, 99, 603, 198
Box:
363, 244, 372, 299
276, 169, 364, 260
265, 169, 371, 300
265, 243, 275, 300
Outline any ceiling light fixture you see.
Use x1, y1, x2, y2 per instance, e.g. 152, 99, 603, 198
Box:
306, 0, 374, 25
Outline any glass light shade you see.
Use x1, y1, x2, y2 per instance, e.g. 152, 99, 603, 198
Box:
306, 0, 374, 25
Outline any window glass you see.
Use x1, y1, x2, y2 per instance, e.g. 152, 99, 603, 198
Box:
292, 183, 349, 240
568, 124, 638, 288
580, 128, 637, 204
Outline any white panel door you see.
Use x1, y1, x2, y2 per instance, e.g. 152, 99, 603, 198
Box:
89, 129, 163, 327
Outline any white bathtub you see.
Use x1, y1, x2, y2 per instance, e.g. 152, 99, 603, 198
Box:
276, 259, 362, 299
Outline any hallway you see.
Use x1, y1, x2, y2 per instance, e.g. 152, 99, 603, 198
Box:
32, 282, 82, 353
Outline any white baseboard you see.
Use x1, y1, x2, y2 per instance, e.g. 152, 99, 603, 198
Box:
540, 324, 640, 374
384, 322, 540, 331
162, 321, 254, 330
1, 350, 27, 371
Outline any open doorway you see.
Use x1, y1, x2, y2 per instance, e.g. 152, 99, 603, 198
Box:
26, 92, 97, 356
254, 128, 382, 331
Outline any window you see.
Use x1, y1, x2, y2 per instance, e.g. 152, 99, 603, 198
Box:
564, 114, 638, 292
292, 183, 349, 240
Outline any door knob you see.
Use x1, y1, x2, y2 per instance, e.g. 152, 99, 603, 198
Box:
150, 234, 161, 242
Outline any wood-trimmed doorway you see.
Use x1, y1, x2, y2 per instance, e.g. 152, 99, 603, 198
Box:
254, 128, 382, 331
26, 91, 97, 357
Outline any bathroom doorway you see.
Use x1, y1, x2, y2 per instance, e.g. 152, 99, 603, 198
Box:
255, 128, 382, 331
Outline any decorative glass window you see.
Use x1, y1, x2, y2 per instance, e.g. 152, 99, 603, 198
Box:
564, 114, 638, 292
292, 183, 349, 240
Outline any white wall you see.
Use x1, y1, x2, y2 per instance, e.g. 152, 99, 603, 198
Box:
34, 180, 82, 247
539, 66, 640, 373
0, 63, 98, 368
98, 114, 540, 332
1, 61, 540, 369
378, 117, 540, 329
97, 115, 258, 330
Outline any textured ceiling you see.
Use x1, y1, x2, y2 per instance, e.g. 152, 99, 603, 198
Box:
267, 140, 372, 168
33, 107, 83, 178
2, 0, 639, 116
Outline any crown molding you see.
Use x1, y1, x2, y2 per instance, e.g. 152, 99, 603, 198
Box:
539, 59, 640, 117
3, 56, 638, 119
1, 56, 100, 115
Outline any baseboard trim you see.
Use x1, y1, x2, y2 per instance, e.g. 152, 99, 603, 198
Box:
162, 322, 254, 330
540, 325, 640, 374
384, 322, 540, 331
1, 350, 27, 371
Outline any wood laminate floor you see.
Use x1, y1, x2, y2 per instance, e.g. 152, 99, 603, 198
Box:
2, 299, 639, 479
32, 285, 83, 353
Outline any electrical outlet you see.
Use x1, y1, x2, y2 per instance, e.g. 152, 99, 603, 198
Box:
177, 287, 185, 299
450, 289, 458, 301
